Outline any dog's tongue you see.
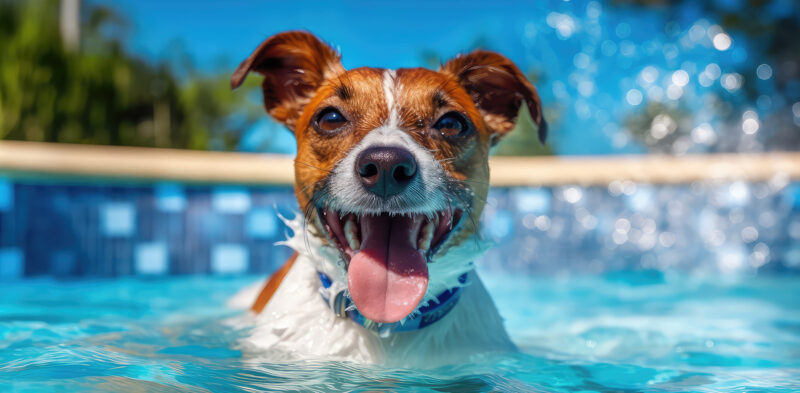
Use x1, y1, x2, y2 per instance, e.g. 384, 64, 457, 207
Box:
347, 214, 428, 324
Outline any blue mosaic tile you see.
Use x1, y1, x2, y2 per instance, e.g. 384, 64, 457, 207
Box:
0, 178, 12, 212
0, 248, 24, 279
101, 202, 136, 237
246, 208, 279, 239
627, 185, 657, 211
50, 250, 76, 276
487, 210, 514, 240
782, 244, 800, 268
513, 187, 551, 214
211, 243, 249, 275
155, 182, 187, 212
1, 177, 798, 277
135, 242, 168, 275
783, 183, 800, 210
212, 186, 251, 214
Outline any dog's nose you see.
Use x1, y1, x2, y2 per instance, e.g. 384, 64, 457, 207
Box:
356, 146, 418, 198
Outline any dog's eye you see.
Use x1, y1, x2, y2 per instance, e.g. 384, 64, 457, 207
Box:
315, 108, 348, 133
433, 112, 471, 138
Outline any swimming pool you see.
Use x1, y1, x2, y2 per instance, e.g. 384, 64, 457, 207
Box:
1, 271, 798, 391
1, 177, 800, 391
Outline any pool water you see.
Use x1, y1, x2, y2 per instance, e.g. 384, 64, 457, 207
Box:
1, 271, 799, 392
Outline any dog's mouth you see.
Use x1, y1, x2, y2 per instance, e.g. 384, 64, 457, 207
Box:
320, 207, 463, 324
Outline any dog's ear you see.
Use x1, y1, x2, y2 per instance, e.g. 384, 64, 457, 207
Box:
231, 31, 344, 132
441, 50, 546, 145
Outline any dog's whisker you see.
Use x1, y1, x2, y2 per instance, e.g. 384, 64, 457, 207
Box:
295, 160, 332, 174
457, 179, 491, 187
301, 198, 316, 256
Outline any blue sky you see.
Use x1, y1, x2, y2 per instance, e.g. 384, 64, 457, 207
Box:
90, 0, 792, 156
98, 1, 544, 71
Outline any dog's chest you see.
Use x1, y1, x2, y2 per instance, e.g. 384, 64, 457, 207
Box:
238, 254, 515, 366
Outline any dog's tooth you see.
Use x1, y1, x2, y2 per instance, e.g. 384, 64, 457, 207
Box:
344, 217, 360, 251
418, 220, 435, 251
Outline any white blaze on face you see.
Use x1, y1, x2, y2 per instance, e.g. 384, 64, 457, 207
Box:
382, 69, 398, 128
327, 69, 446, 215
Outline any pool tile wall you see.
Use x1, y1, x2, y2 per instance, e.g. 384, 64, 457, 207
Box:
0, 179, 798, 278
0, 181, 296, 278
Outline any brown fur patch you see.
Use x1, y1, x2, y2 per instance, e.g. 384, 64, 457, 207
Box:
441, 50, 546, 143
231, 31, 345, 131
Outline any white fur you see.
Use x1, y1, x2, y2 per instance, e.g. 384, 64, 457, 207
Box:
231, 214, 515, 367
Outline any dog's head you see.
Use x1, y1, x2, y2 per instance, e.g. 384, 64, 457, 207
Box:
232, 31, 545, 324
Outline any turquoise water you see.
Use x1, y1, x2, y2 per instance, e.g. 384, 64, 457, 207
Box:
1, 272, 799, 392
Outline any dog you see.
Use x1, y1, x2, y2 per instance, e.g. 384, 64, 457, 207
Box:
229, 31, 546, 367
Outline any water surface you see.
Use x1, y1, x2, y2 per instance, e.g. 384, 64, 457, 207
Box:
1, 272, 798, 392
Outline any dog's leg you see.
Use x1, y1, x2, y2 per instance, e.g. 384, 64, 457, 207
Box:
251, 252, 298, 314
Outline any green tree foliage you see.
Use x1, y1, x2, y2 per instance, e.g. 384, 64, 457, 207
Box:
624, 102, 692, 154
0, 0, 261, 150
618, 0, 800, 153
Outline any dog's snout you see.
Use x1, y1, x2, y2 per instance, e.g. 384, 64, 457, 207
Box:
356, 146, 418, 198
